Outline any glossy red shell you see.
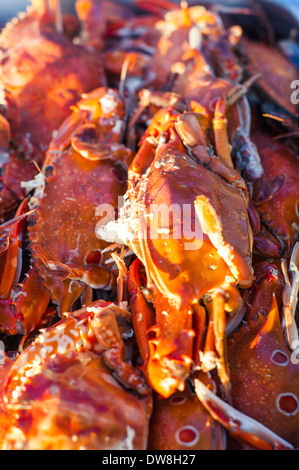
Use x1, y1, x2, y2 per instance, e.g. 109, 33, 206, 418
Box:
228, 298, 299, 447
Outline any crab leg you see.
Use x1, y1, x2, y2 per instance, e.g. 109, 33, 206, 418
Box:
111, 249, 129, 306
128, 259, 156, 371
213, 98, 233, 168
48, 0, 63, 34
212, 289, 231, 401
194, 379, 293, 450
0, 199, 32, 298
282, 242, 299, 350
200, 302, 218, 373
192, 303, 206, 366
213, 75, 261, 169
12, 265, 51, 334
31, 0, 63, 33
225, 300, 247, 336
119, 53, 138, 99
200, 291, 231, 400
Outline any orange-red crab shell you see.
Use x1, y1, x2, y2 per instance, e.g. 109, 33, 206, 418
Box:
27, 87, 133, 312
228, 296, 299, 447
148, 390, 226, 450
0, 3, 106, 155
1, 300, 151, 450
0, 1, 106, 219
102, 103, 253, 398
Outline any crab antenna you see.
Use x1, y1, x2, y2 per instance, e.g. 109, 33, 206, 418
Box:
0, 210, 35, 236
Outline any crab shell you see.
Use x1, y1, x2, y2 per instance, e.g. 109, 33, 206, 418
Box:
148, 390, 226, 450
3, 352, 148, 450
109, 113, 253, 397
125, 125, 253, 309
251, 132, 299, 257
228, 295, 299, 447
0, 4, 106, 219
0, 6, 106, 156
28, 87, 133, 312
1, 300, 150, 450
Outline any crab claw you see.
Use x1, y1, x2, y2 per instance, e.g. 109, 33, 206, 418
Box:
250, 133, 299, 257
128, 259, 195, 399
146, 320, 195, 398
0, 198, 51, 335
2, 300, 152, 449
282, 242, 299, 350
